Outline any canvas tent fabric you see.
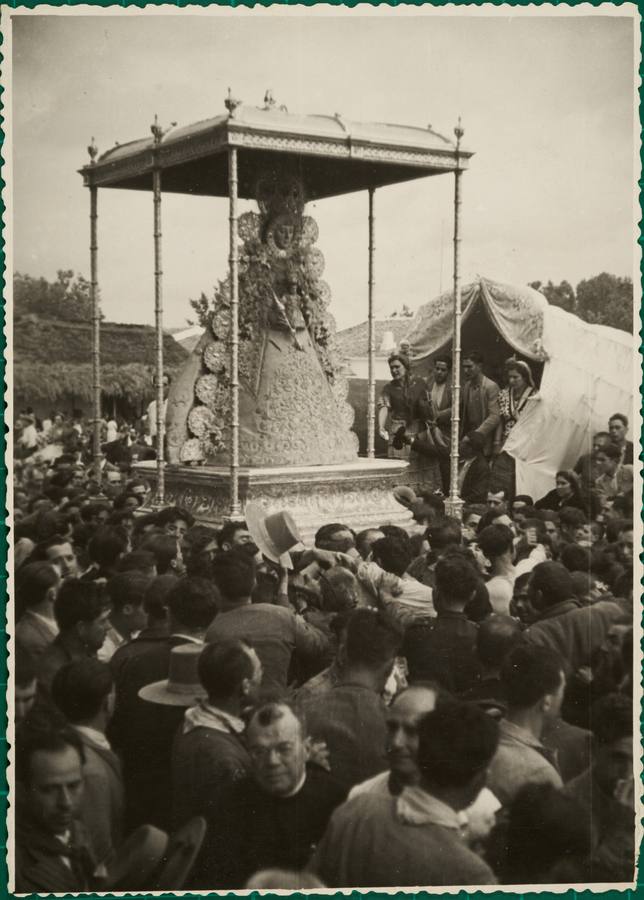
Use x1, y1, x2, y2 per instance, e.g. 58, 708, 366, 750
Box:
405, 277, 634, 500
506, 305, 634, 500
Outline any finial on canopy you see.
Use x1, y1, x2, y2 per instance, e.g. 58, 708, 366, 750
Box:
87, 137, 98, 164
225, 87, 243, 118
151, 114, 163, 143
263, 89, 288, 113
151, 114, 177, 144
454, 117, 464, 146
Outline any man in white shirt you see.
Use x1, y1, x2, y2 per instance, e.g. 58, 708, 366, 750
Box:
17, 414, 39, 456
350, 684, 501, 846
354, 534, 435, 619
310, 702, 499, 887
477, 523, 516, 616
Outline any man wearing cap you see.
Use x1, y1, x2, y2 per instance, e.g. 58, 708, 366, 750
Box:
206, 546, 329, 696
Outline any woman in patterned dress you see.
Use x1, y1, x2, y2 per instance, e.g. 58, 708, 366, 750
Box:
490, 357, 537, 500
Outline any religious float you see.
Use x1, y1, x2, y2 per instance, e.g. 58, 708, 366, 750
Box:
79, 92, 472, 535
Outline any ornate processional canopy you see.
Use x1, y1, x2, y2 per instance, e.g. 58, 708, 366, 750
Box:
79, 90, 473, 520
79, 90, 473, 199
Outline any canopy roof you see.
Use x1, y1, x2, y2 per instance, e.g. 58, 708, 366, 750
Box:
80, 95, 473, 200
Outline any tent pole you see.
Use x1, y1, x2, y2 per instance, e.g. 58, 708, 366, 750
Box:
228, 146, 241, 518
87, 139, 101, 485
446, 119, 465, 521
367, 187, 376, 459
152, 115, 165, 506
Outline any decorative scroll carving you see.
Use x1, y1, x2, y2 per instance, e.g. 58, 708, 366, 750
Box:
87, 150, 154, 186
135, 462, 416, 538
350, 144, 468, 170
239, 343, 358, 467
229, 130, 469, 170
229, 130, 349, 158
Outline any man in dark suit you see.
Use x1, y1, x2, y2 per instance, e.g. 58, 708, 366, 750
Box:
52, 659, 125, 863
429, 355, 452, 425
108, 576, 218, 830
15, 721, 96, 892
461, 351, 501, 458
205, 549, 329, 697
172, 639, 261, 828
403, 555, 481, 694
37, 580, 112, 695
410, 355, 453, 492
458, 432, 491, 503
608, 413, 633, 465
16, 562, 61, 662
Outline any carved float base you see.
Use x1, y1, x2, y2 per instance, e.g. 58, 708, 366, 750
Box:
132, 459, 419, 543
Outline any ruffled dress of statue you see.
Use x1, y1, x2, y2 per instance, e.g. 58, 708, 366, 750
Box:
234, 296, 358, 467
169, 199, 359, 469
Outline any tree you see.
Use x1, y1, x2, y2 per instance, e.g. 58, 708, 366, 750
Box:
576, 273, 633, 333
14, 270, 98, 322
529, 279, 576, 314
188, 288, 216, 329
529, 274, 632, 333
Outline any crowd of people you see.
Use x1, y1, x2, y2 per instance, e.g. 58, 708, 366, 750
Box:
11, 397, 637, 891
378, 351, 634, 509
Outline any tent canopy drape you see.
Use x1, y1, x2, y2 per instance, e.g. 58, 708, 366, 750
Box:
405, 277, 634, 501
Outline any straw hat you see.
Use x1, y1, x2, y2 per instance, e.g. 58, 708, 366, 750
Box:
138, 643, 206, 707
245, 502, 303, 570
393, 486, 417, 509
153, 816, 207, 891
102, 825, 168, 891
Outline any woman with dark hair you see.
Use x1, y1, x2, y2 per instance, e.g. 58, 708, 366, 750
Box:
377, 352, 415, 459
490, 357, 537, 500
536, 469, 587, 513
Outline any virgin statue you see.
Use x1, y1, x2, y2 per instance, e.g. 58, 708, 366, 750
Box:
169, 171, 358, 469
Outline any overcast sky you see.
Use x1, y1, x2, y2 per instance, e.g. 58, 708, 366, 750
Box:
10, 8, 637, 332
